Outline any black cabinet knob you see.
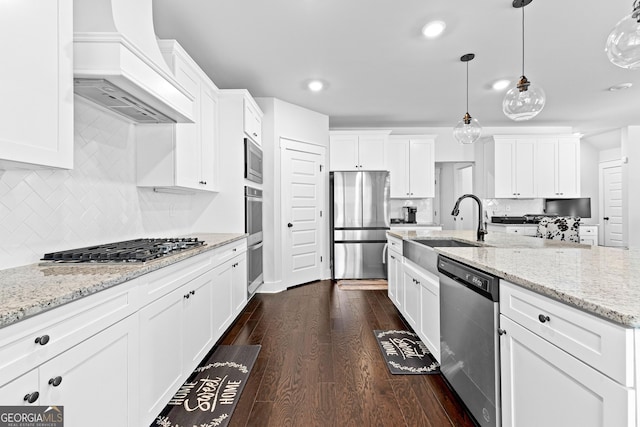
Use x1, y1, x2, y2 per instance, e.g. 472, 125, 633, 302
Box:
604, 217, 610, 221
23, 392, 39, 403
538, 314, 550, 323
48, 376, 62, 387
190, 290, 195, 296
498, 328, 507, 336
184, 293, 190, 299
35, 335, 50, 346
287, 223, 293, 228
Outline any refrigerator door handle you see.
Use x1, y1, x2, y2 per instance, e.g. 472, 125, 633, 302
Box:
382, 243, 388, 264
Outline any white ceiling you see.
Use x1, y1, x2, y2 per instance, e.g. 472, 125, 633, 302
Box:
152, 0, 639, 140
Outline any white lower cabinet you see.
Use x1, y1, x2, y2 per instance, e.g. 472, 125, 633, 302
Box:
500, 280, 635, 427
387, 247, 401, 305
0, 315, 139, 427
500, 316, 633, 427
418, 267, 440, 363
402, 263, 421, 330
0, 238, 248, 427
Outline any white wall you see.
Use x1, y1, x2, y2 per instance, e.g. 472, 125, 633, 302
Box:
0, 99, 211, 270
622, 126, 640, 248
255, 98, 329, 293
580, 142, 600, 225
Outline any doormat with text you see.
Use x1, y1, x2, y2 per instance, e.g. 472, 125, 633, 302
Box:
374, 330, 439, 375
153, 345, 260, 427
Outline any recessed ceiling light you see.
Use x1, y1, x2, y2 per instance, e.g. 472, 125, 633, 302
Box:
608, 82, 633, 91
422, 21, 446, 39
492, 79, 511, 91
308, 80, 324, 92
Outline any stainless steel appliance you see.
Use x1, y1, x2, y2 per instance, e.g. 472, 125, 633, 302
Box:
330, 171, 390, 279
42, 238, 204, 262
438, 255, 501, 427
244, 138, 263, 184
402, 206, 417, 223
245, 186, 263, 297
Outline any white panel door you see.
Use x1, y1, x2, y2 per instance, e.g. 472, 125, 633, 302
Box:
282, 138, 325, 287
602, 163, 624, 247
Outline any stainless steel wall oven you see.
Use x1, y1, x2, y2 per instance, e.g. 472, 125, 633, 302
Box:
245, 186, 263, 297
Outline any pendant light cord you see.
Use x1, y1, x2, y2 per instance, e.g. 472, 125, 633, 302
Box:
521, 5, 525, 76
466, 61, 469, 112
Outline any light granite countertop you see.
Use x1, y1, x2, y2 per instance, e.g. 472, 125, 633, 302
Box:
388, 229, 640, 328
0, 233, 246, 329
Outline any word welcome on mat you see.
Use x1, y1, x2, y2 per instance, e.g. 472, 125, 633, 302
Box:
154, 345, 260, 427
374, 330, 439, 375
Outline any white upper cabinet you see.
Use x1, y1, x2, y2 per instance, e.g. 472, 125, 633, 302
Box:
136, 40, 219, 192
0, 0, 73, 169
387, 136, 435, 198
484, 135, 580, 199
329, 131, 389, 171
536, 137, 580, 198
490, 138, 536, 198
243, 98, 263, 145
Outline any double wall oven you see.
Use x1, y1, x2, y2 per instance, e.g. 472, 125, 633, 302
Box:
245, 186, 263, 298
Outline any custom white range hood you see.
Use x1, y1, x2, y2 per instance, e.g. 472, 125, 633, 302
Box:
73, 0, 194, 124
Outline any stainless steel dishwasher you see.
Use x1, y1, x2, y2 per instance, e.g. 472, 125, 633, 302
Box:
438, 255, 501, 427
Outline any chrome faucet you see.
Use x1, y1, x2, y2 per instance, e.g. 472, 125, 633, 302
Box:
451, 194, 488, 242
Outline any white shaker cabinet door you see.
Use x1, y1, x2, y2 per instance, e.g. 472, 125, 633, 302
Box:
0, 0, 73, 169
39, 315, 139, 427
500, 315, 634, 427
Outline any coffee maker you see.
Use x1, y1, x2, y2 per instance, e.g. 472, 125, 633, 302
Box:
402, 206, 417, 223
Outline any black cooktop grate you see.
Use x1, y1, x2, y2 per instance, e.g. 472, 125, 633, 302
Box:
42, 238, 205, 263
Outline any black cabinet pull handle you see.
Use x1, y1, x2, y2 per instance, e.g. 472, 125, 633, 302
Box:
23, 392, 39, 403
190, 290, 195, 295
35, 335, 50, 346
603, 217, 610, 221
184, 293, 190, 299
538, 314, 550, 323
48, 376, 62, 387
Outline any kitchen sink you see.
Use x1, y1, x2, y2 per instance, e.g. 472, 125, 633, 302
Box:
403, 239, 481, 274
413, 239, 481, 248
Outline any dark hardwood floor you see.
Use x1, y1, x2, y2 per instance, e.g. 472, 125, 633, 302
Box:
219, 280, 476, 427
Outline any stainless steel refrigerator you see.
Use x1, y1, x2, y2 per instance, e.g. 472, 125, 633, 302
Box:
330, 171, 390, 279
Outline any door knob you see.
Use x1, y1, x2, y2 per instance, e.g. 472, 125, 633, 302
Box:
287, 223, 293, 228
603, 217, 610, 221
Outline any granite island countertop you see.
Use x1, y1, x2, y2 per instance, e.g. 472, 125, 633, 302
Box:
388, 229, 640, 328
0, 233, 246, 329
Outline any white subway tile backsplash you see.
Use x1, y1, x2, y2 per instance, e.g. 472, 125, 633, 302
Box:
0, 100, 201, 270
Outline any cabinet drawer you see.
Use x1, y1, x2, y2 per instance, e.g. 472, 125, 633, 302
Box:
580, 226, 597, 235
0, 280, 138, 387
387, 235, 403, 256
209, 239, 247, 267
500, 280, 634, 386
140, 251, 214, 305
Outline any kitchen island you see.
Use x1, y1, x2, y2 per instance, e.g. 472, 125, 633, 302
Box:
388, 229, 640, 427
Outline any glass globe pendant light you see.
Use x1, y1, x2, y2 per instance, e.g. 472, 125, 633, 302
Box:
605, 1, 640, 69
503, 0, 546, 121
453, 53, 482, 145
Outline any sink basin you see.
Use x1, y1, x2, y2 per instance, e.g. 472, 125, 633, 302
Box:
413, 239, 481, 248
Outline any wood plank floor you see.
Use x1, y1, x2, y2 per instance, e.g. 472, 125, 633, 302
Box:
219, 280, 477, 427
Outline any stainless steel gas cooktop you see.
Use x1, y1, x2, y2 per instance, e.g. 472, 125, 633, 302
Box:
42, 238, 205, 263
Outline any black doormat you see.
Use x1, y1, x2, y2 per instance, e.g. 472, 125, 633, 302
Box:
153, 345, 261, 427
373, 330, 440, 375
